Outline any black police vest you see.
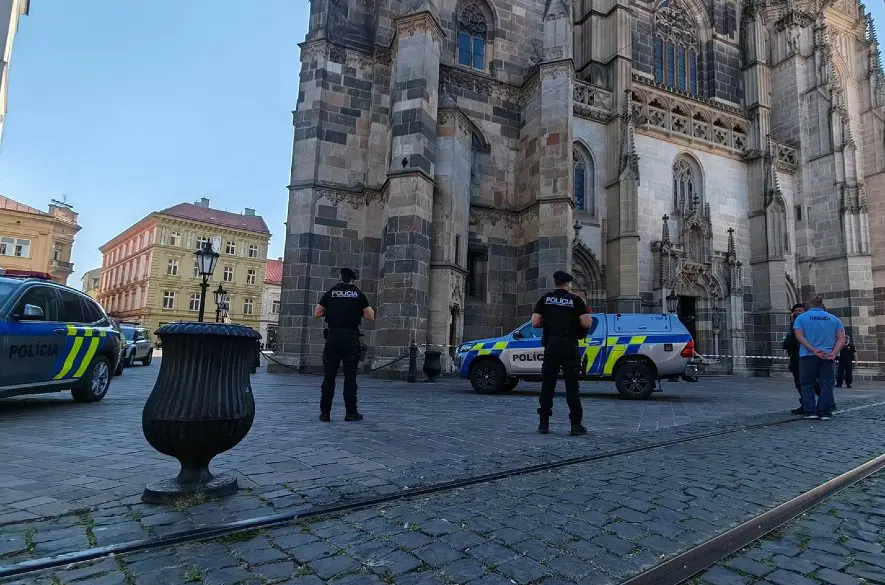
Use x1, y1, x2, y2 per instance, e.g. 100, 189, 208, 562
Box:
323, 284, 366, 330
536, 290, 584, 339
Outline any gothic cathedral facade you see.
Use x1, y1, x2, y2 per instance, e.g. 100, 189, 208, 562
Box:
276, 0, 885, 376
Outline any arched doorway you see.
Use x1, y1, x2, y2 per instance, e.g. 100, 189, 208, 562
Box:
572, 243, 606, 312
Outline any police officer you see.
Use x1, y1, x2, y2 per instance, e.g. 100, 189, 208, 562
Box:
314, 268, 375, 422
531, 271, 591, 436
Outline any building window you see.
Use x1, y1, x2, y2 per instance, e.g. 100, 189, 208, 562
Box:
170, 232, 181, 246
573, 146, 596, 216
193, 261, 200, 277
223, 266, 233, 282
458, 4, 488, 71
189, 293, 201, 312
653, 0, 701, 96
272, 300, 281, 314
466, 250, 488, 299
243, 298, 254, 315
162, 291, 176, 310
673, 157, 699, 211
226, 240, 236, 255
195, 236, 209, 251
247, 269, 256, 285
248, 244, 259, 258
167, 259, 179, 276
0, 237, 31, 258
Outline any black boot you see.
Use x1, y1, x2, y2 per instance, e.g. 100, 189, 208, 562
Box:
345, 412, 364, 422
320, 412, 331, 422
538, 416, 550, 434
570, 423, 588, 436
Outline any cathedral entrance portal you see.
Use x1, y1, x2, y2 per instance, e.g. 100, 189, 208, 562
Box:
677, 296, 698, 350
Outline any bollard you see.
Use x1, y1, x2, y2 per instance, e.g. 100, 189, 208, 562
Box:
407, 341, 418, 383
423, 350, 442, 382
141, 322, 259, 504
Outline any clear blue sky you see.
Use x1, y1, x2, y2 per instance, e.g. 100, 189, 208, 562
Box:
0, 1, 883, 290
0, 0, 307, 287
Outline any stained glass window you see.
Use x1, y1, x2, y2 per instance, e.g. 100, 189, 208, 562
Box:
458, 5, 488, 71
653, 0, 702, 96
574, 152, 586, 212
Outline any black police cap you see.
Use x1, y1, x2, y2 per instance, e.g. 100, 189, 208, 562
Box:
553, 271, 574, 283
341, 268, 357, 281
791, 303, 805, 312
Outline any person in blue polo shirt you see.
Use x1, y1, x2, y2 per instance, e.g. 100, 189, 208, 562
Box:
792, 296, 845, 420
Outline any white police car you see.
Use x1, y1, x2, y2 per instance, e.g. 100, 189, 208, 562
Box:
0, 270, 122, 402
454, 313, 698, 399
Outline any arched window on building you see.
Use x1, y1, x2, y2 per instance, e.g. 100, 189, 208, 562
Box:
653, 0, 701, 96
672, 157, 698, 211
573, 145, 595, 215
458, 4, 488, 70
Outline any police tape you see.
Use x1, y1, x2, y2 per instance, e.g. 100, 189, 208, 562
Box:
694, 354, 885, 366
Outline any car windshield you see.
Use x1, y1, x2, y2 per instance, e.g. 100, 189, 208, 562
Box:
0, 282, 15, 306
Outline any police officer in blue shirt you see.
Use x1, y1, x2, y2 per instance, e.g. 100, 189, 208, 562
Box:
792, 296, 845, 420
314, 268, 375, 422
531, 271, 592, 436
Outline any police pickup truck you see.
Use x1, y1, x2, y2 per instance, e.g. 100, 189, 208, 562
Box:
454, 313, 698, 399
0, 271, 121, 402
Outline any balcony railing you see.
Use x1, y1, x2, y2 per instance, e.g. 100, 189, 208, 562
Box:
52, 259, 74, 271
573, 82, 614, 121
630, 82, 749, 153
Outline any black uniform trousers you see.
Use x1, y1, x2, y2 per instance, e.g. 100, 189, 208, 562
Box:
321, 328, 361, 415
539, 335, 583, 423
836, 360, 853, 387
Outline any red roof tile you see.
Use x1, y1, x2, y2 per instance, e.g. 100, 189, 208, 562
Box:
158, 203, 270, 235
0, 195, 47, 216
265, 259, 283, 285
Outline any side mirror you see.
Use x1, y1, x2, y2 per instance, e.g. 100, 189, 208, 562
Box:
512, 330, 523, 340
15, 304, 46, 321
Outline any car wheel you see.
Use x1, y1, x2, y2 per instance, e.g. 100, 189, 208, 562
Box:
71, 356, 112, 403
503, 378, 519, 391
142, 349, 153, 366
470, 359, 506, 394
614, 360, 656, 400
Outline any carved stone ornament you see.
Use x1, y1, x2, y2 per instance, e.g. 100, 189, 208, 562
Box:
469, 205, 538, 229
395, 11, 445, 45
459, 3, 488, 34
313, 187, 387, 207
540, 60, 574, 80
439, 65, 521, 102
655, 0, 699, 47
451, 273, 464, 310
573, 82, 615, 122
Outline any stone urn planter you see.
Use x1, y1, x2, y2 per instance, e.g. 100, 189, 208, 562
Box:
142, 322, 259, 504
423, 350, 443, 381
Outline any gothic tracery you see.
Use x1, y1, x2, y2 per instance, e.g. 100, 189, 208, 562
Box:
654, 0, 701, 95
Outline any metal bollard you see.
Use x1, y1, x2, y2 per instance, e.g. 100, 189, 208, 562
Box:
407, 341, 418, 383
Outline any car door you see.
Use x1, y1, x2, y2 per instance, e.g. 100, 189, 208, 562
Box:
132, 329, 147, 359
584, 316, 608, 376
1, 284, 64, 388
53, 289, 97, 382
503, 323, 545, 375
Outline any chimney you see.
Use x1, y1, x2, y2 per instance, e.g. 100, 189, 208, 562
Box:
196, 197, 210, 208
244, 208, 255, 216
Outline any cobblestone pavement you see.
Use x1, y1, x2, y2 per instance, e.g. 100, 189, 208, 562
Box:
697, 469, 885, 585
0, 361, 882, 563
1, 397, 884, 584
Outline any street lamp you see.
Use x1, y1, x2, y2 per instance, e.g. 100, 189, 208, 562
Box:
194, 242, 219, 322
213, 284, 228, 323
666, 291, 679, 314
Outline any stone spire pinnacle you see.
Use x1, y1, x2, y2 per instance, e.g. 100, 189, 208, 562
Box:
619, 90, 640, 180
661, 214, 671, 245
727, 227, 736, 257
765, 135, 783, 205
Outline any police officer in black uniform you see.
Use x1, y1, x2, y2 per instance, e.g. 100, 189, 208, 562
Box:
314, 268, 375, 422
532, 271, 591, 436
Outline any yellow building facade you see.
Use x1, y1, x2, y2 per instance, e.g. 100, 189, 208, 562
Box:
0, 196, 80, 284
97, 198, 271, 334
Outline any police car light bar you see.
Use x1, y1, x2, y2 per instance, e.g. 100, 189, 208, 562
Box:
0, 269, 53, 280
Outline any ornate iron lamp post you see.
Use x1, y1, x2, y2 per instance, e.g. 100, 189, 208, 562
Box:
213, 284, 228, 323
142, 322, 259, 503
194, 242, 220, 322
666, 291, 679, 315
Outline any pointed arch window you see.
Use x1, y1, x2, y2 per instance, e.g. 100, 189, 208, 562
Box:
573, 147, 595, 215
458, 4, 488, 70
653, 0, 701, 96
672, 157, 697, 212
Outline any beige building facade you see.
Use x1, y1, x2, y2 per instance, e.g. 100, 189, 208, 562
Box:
0, 195, 80, 284
277, 0, 885, 377
0, 0, 29, 147
80, 267, 100, 298
97, 198, 271, 335
260, 258, 282, 349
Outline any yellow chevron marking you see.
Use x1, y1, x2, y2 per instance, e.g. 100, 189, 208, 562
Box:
604, 344, 627, 375
54, 337, 84, 380
72, 338, 101, 379
630, 335, 647, 346
493, 341, 507, 350
583, 346, 601, 374
66, 324, 76, 336
472, 343, 484, 351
